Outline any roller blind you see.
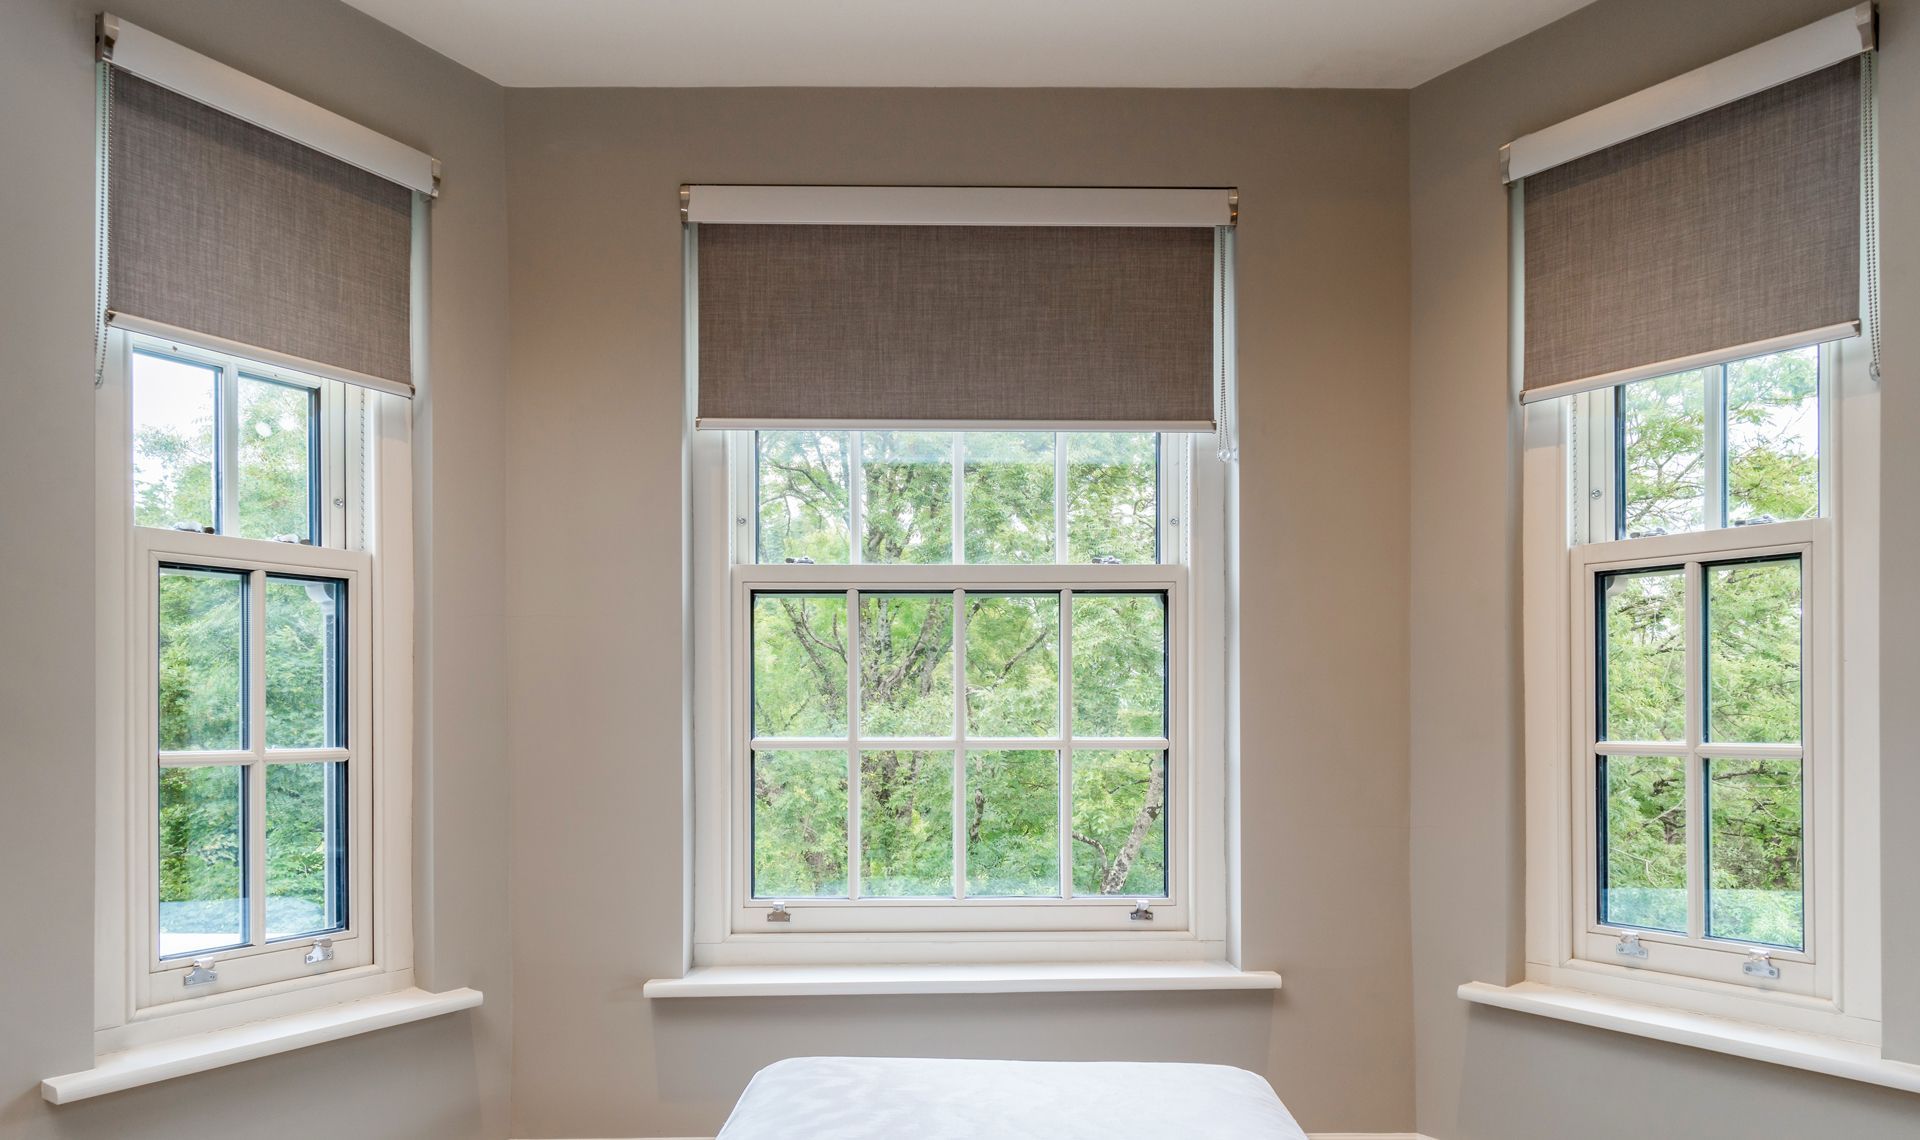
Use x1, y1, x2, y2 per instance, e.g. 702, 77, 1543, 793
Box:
107, 71, 415, 392
694, 223, 1219, 430
1521, 57, 1863, 402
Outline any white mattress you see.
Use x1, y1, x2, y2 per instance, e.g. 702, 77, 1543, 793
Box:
715, 1056, 1310, 1140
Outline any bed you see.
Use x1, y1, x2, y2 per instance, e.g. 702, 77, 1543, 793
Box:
715, 1056, 1310, 1139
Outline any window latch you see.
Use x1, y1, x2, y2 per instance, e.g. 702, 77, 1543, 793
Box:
783, 556, 814, 565
305, 937, 335, 965
1129, 900, 1155, 922
1091, 555, 1121, 565
183, 958, 219, 987
766, 900, 792, 923
1743, 949, 1781, 980
1614, 931, 1648, 959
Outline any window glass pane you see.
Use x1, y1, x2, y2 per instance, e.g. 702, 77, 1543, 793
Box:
237, 377, 316, 542
132, 351, 218, 533
158, 764, 247, 957
266, 576, 345, 749
963, 432, 1054, 564
965, 750, 1059, 897
1706, 558, 1801, 745
859, 594, 953, 737
158, 566, 248, 752
265, 761, 347, 941
1620, 371, 1708, 537
965, 594, 1060, 737
757, 431, 850, 564
752, 594, 849, 738
1707, 758, 1804, 950
1072, 593, 1167, 737
1598, 754, 1687, 934
861, 431, 953, 564
1726, 348, 1819, 526
1598, 567, 1685, 742
1067, 433, 1158, 564
1070, 750, 1166, 897
859, 749, 953, 897
751, 750, 848, 898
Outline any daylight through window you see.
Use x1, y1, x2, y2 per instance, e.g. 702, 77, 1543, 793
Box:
732, 430, 1193, 929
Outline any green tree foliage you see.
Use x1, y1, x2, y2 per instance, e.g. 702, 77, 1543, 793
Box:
138, 360, 339, 945
1726, 350, 1819, 525
965, 433, 1053, 563
860, 749, 952, 896
966, 751, 1058, 896
864, 431, 951, 563
1601, 356, 1811, 948
1067, 433, 1158, 564
1621, 371, 1709, 535
751, 432, 1168, 899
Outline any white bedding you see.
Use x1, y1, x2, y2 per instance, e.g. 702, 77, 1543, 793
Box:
715, 1056, 1310, 1140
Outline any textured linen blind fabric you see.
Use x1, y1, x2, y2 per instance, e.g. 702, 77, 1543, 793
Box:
695, 224, 1215, 429
1522, 58, 1861, 401
109, 72, 414, 389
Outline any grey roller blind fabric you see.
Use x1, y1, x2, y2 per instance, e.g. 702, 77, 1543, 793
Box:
695, 224, 1216, 429
1522, 58, 1861, 401
109, 72, 414, 390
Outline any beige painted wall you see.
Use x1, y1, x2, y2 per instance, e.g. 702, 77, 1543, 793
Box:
502, 87, 1414, 1137
0, 1, 512, 1137
11, 0, 1913, 1135
1408, 0, 1920, 1136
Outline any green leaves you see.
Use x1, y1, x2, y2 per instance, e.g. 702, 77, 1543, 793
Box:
752, 751, 848, 898
752, 594, 848, 738
1706, 560, 1801, 745
744, 432, 1169, 904
1618, 348, 1819, 537
1597, 554, 1805, 949
1600, 755, 1687, 933
966, 751, 1058, 896
158, 567, 248, 753
965, 594, 1059, 738
1600, 567, 1685, 743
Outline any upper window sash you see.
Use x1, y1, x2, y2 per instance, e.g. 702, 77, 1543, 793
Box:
1570, 345, 1828, 547
127, 332, 357, 551
733, 430, 1187, 570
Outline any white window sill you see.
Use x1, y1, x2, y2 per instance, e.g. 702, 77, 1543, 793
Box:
42, 986, 483, 1104
1459, 981, 1920, 1095
644, 961, 1280, 998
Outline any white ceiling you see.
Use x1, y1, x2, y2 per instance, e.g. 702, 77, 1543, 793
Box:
340, 0, 1591, 89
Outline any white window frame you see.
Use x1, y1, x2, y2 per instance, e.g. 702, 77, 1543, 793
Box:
690, 429, 1231, 966
1522, 337, 1883, 1043
95, 329, 416, 1050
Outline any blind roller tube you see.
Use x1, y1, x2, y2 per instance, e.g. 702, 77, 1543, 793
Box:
102, 14, 438, 195
684, 185, 1235, 227
1502, 4, 1874, 182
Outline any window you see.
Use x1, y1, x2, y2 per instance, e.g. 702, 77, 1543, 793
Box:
696, 429, 1225, 954
1526, 341, 1879, 1033
98, 332, 412, 1039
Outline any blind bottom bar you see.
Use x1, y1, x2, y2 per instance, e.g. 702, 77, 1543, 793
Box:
107, 312, 414, 399
1519, 321, 1859, 404
696, 418, 1217, 433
